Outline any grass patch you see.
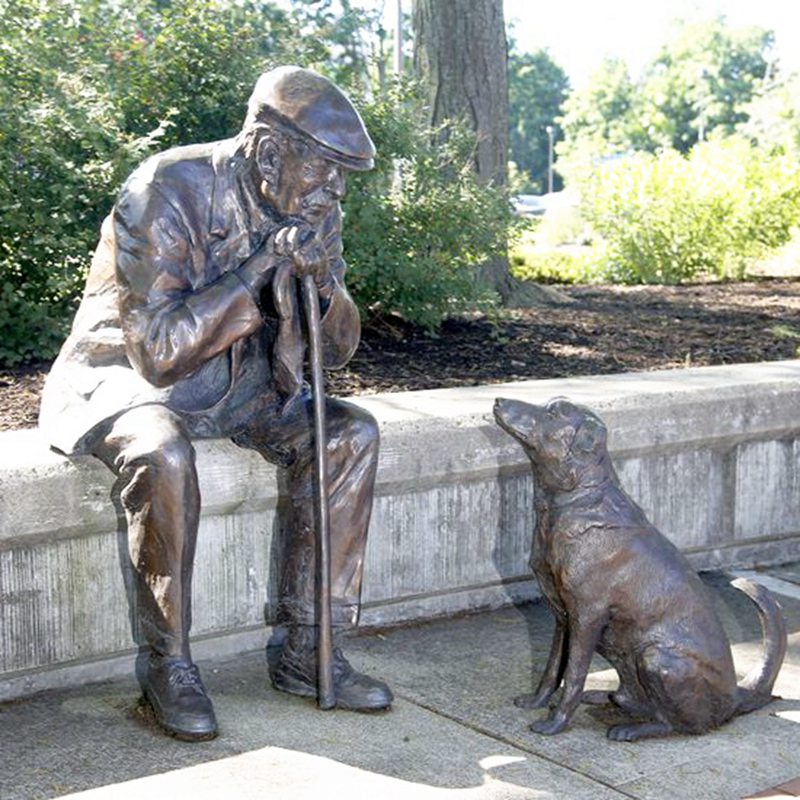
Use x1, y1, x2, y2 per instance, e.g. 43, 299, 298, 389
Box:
770, 324, 800, 341
510, 228, 600, 285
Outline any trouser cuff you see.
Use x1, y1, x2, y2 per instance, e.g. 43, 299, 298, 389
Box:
276, 596, 360, 627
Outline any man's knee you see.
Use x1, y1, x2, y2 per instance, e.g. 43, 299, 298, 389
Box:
149, 434, 196, 478
331, 402, 379, 461
101, 406, 197, 481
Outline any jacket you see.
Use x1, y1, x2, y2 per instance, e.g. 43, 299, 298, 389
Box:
39, 136, 360, 455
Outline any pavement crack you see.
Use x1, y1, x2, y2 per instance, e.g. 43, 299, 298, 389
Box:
394, 691, 639, 799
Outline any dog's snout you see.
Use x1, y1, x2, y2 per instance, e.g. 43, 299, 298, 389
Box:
493, 397, 513, 421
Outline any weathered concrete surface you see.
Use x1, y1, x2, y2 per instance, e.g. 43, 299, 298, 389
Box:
2, 360, 800, 699
0, 567, 798, 800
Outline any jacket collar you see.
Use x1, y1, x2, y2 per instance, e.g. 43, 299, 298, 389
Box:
208, 137, 279, 265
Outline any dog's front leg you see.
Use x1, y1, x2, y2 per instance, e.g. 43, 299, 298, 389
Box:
530, 615, 604, 736
515, 616, 567, 709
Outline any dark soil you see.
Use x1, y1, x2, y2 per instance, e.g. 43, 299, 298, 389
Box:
3, 279, 799, 433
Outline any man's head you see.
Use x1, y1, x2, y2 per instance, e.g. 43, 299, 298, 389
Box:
242, 66, 375, 222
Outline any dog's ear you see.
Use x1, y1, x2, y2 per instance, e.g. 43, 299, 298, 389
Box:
572, 417, 606, 453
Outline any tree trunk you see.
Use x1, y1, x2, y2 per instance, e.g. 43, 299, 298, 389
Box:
412, 0, 508, 187
412, 0, 568, 307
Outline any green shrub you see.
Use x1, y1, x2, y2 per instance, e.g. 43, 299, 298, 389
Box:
510, 249, 596, 285
0, 1, 513, 362
579, 137, 800, 284
342, 79, 511, 331
0, 0, 356, 365
0, 4, 134, 365
534, 199, 591, 248
508, 222, 599, 285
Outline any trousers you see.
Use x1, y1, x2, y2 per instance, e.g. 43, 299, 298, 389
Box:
92, 394, 379, 661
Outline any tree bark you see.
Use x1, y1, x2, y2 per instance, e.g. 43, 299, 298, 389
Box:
412, 0, 508, 187
412, 0, 568, 307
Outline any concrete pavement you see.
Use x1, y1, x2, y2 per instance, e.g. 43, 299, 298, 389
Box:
1, 566, 799, 800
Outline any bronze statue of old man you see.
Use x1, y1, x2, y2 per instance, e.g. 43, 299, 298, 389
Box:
39, 66, 392, 740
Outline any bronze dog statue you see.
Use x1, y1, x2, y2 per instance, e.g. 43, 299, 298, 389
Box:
494, 396, 787, 741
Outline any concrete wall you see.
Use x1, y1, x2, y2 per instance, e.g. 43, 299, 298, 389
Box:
1, 360, 800, 700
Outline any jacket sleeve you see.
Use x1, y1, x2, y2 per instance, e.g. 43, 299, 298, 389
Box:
113, 176, 264, 387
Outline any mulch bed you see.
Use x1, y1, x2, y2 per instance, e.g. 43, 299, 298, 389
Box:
2, 278, 799, 432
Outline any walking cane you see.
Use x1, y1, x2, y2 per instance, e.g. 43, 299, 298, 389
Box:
301, 274, 336, 710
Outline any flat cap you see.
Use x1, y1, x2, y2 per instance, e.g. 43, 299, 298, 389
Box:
247, 65, 375, 171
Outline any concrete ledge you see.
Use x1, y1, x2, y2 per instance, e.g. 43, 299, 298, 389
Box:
1, 360, 800, 699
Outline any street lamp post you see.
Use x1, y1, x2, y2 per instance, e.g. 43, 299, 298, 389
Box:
394, 0, 403, 76
545, 125, 554, 195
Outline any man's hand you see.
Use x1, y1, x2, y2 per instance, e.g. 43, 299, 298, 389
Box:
274, 221, 331, 289
235, 239, 276, 296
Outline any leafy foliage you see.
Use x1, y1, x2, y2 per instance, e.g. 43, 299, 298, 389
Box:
559, 18, 775, 169
0, 0, 513, 364
558, 58, 644, 176
0, 0, 135, 364
508, 47, 570, 193
578, 137, 800, 284
738, 72, 800, 157
510, 248, 595, 286
343, 79, 513, 331
550, 16, 800, 288
642, 19, 773, 152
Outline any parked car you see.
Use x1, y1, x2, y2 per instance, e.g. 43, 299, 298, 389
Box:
512, 194, 546, 217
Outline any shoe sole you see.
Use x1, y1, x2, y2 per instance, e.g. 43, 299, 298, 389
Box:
141, 691, 219, 742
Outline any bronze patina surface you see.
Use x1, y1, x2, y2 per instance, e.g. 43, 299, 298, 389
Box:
39, 66, 392, 739
494, 396, 787, 741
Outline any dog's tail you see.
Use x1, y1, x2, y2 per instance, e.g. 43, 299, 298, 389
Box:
731, 577, 787, 714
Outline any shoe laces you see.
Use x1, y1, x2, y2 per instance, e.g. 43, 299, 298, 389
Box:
167, 663, 202, 688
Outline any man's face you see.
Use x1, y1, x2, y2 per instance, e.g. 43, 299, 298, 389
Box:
265, 135, 346, 223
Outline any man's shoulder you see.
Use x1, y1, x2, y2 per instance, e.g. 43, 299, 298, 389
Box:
116, 139, 235, 226
122, 139, 234, 199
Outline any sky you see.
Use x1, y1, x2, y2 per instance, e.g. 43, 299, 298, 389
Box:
502, 0, 800, 87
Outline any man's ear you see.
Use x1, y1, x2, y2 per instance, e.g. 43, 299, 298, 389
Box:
255, 135, 281, 194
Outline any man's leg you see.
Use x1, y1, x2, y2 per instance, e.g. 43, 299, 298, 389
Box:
93, 405, 217, 739
233, 394, 392, 710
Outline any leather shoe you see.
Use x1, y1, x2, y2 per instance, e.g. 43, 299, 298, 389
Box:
142, 657, 218, 740
271, 630, 392, 711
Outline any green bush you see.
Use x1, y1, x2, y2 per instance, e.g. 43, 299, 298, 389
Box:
510, 248, 596, 285
0, 1, 512, 363
0, 57, 144, 361
0, 0, 269, 364
0, 0, 361, 365
342, 79, 512, 331
508, 228, 590, 284
580, 137, 800, 284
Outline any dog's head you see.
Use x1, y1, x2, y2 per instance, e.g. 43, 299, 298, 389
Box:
493, 396, 609, 491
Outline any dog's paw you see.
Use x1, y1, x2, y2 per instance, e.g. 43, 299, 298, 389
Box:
529, 715, 568, 736
514, 691, 551, 709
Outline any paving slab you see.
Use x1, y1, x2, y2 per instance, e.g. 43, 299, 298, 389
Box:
1, 568, 799, 799
0, 651, 624, 800
346, 571, 800, 800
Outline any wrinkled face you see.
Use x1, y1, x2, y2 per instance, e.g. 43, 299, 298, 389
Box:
261, 134, 346, 223
494, 397, 607, 491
